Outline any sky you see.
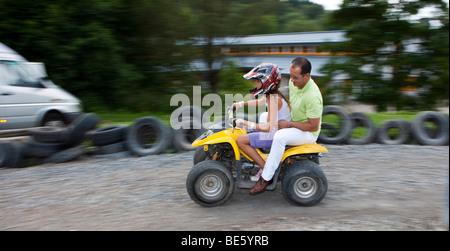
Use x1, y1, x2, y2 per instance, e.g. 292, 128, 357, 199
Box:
309, 0, 343, 10
309, 0, 449, 11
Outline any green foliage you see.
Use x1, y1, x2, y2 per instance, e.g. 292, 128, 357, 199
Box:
217, 61, 253, 95
4, 0, 446, 115
321, 0, 449, 111
1, 0, 331, 113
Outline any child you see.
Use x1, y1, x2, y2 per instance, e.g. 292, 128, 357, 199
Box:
234, 63, 291, 181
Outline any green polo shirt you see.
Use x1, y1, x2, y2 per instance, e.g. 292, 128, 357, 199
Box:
289, 78, 323, 137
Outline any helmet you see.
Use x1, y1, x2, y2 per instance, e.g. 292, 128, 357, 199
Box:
243, 63, 281, 98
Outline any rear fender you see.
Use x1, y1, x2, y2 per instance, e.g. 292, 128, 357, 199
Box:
281, 143, 328, 162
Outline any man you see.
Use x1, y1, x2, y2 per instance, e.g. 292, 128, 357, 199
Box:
249, 57, 323, 195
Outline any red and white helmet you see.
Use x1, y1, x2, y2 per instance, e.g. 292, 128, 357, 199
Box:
243, 63, 281, 98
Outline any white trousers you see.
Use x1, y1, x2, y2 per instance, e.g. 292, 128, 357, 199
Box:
261, 128, 317, 181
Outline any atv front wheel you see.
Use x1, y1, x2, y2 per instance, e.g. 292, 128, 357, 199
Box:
186, 160, 234, 207
282, 160, 327, 206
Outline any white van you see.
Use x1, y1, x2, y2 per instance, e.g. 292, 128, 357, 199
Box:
0, 42, 82, 130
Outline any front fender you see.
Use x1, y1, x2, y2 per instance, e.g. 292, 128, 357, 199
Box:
192, 129, 246, 160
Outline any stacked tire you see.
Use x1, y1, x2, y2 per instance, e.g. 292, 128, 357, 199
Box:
125, 117, 172, 156
91, 124, 129, 155
0, 142, 26, 168
0, 113, 100, 168
27, 113, 100, 163
318, 106, 449, 146
411, 111, 449, 146
170, 106, 206, 151
377, 119, 412, 145
318, 105, 353, 144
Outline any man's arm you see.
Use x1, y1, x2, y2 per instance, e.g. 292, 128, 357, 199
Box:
278, 117, 320, 132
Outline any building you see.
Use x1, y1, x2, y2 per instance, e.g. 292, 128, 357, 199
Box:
191, 30, 348, 86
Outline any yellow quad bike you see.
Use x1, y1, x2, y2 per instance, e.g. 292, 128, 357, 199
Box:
186, 106, 328, 207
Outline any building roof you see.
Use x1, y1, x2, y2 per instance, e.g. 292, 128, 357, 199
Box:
195, 30, 348, 46
191, 30, 349, 76
190, 54, 345, 76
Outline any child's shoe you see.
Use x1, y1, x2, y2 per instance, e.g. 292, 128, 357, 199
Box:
250, 169, 263, 182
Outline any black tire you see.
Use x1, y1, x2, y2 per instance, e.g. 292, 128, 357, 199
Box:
193, 146, 209, 165
44, 146, 83, 164
282, 160, 327, 206
65, 113, 100, 147
318, 105, 352, 144
26, 138, 66, 158
29, 126, 70, 144
91, 124, 128, 146
171, 105, 204, 129
1, 142, 25, 168
97, 141, 127, 155
346, 112, 377, 145
378, 119, 411, 145
411, 111, 449, 146
0, 142, 9, 167
126, 117, 171, 156
186, 160, 235, 207
172, 120, 207, 151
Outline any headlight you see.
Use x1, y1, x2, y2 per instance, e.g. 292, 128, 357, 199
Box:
197, 130, 214, 141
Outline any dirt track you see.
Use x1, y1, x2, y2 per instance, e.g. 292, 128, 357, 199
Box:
0, 144, 448, 231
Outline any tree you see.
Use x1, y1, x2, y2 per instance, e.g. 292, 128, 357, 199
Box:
0, 0, 143, 110
321, 0, 449, 111
0, 0, 333, 112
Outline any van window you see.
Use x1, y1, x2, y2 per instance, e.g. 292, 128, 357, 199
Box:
0, 62, 44, 88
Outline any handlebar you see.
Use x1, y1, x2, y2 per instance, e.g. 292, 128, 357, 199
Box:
226, 106, 244, 131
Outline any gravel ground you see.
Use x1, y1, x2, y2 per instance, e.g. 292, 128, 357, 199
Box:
0, 144, 448, 231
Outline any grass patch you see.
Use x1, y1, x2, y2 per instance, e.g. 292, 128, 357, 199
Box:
96, 111, 171, 127
95, 109, 433, 128
367, 111, 418, 126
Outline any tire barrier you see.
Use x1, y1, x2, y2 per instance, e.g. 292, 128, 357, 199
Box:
126, 117, 171, 156
411, 111, 449, 146
171, 120, 207, 151
377, 119, 412, 145
318, 105, 353, 144
346, 112, 377, 145
1, 107, 448, 169
91, 124, 128, 146
170, 106, 207, 151
317, 106, 448, 146
0, 142, 25, 168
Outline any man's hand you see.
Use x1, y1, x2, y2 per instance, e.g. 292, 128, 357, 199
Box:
278, 120, 289, 129
235, 118, 245, 128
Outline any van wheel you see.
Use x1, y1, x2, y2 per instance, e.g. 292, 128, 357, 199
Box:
186, 160, 234, 207
282, 160, 327, 206
41, 111, 66, 127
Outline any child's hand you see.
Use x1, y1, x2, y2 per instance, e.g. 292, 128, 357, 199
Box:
278, 120, 290, 129
233, 101, 244, 109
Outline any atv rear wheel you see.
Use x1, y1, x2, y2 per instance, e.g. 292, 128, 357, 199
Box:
282, 160, 327, 206
186, 160, 234, 207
